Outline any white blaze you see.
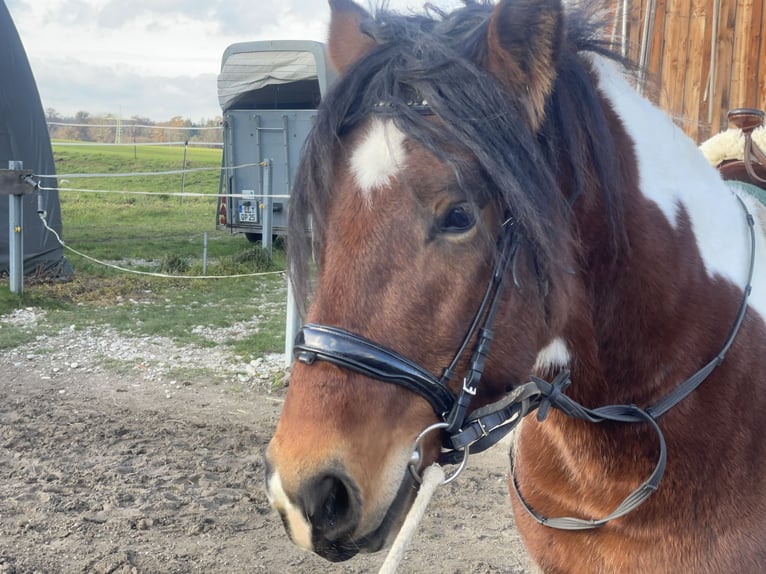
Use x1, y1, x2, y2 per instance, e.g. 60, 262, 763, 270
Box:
349, 117, 407, 199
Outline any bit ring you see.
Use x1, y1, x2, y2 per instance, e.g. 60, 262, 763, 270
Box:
408, 422, 469, 486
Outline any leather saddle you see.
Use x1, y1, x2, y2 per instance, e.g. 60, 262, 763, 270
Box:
717, 108, 766, 191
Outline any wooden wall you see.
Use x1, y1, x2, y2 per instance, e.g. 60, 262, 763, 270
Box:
610, 0, 766, 142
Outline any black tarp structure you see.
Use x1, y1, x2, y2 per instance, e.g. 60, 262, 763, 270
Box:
0, 0, 71, 279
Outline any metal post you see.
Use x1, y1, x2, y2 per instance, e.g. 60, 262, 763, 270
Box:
8, 193, 23, 294
2, 161, 33, 295
282, 114, 291, 194
180, 140, 188, 204
254, 114, 263, 202
284, 276, 302, 368
261, 159, 273, 257
202, 232, 208, 276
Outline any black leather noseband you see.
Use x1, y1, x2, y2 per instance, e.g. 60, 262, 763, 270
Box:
294, 323, 455, 416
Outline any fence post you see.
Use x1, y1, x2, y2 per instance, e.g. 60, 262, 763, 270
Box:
1, 161, 34, 294
284, 274, 301, 369
180, 140, 188, 204
261, 159, 273, 257
202, 232, 208, 276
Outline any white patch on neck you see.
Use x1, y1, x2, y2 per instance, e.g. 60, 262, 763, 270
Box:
533, 337, 571, 375
588, 54, 766, 322
267, 471, 313, 552
349, 117, 407, 200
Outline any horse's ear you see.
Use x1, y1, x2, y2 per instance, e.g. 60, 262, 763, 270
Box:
484, 0, 564, 128
327, 0, 377, 75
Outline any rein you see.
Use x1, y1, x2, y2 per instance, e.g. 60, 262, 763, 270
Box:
507, 194, 756, 529
293, 193, 756, 530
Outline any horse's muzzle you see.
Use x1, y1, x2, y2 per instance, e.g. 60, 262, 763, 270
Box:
264, 458, 365, 561
301, 471, 362, 561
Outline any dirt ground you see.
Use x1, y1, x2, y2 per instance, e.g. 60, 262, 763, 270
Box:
0, 348, 531, 573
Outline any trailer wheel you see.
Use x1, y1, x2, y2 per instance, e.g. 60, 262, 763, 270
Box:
245, 232, 263, 244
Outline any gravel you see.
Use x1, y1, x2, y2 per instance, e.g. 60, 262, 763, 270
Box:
1, 307, 286, 389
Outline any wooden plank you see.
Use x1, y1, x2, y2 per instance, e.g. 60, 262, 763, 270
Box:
660, 0, 693, 125
746, 0, 760, 107
612, 0, 636, 61
639, 0, 653, 64
648, 0, 668, 78
683, 0, 712, 141
731, 0, 755, 109
674, 0, 694, 127
713, 0, 738, 133
627, 0, 646, 62
604, 0, 766, 140
644, 0, 668, 103
759, 1, 766, 112
656, 0, 676, 111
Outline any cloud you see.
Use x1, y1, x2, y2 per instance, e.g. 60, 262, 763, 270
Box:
7, 0, 460, 122
31, 56, 220, 122
96, 0, 213, 28
47, 0, 329, 38
213, 0, 315, 36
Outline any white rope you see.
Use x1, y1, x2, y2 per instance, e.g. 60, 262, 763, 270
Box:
378, 464, 445, 574
36, 164, 255, 179
36, 161, 262, 180
36, 185, 289, 200
48, 121, 222, 131
36, 211, 284, 280
50, 141, 222, 148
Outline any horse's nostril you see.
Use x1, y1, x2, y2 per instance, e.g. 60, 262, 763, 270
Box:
304, 473, 358, 540
321, 476, 347, 528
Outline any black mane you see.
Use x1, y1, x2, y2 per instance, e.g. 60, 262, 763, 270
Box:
288, 0, 626, 303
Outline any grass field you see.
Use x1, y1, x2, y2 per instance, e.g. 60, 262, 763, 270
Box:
53, 142, 228, 261
1, 142, 289, 360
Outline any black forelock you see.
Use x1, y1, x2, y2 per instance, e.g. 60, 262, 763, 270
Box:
288, 0, 626, 303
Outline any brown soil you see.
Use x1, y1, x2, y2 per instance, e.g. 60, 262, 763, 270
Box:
0, 361, 530, 573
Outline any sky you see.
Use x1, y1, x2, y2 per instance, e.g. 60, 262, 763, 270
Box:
5, 0, 450, 123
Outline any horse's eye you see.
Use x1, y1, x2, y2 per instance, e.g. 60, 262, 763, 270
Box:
441, 204, 475, 233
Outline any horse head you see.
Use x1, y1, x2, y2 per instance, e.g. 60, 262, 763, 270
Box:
264, 0, 602, 560
266, 0, 766, 568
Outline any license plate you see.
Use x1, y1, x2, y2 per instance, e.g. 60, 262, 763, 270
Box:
239, 204, 258, 223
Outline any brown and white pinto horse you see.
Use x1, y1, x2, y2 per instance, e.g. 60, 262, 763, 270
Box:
265, 0, 766, 571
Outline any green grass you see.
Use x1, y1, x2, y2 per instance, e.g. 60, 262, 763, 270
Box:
1, 143, 289, 363
52, 142, 229, 261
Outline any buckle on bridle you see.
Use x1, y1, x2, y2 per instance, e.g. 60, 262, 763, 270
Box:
461, 377, 478, 396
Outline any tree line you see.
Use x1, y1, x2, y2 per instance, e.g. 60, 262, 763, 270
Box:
45, 109, 223, 145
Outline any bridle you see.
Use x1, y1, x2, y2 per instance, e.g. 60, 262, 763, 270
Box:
295, 216, 521, 446
293, 184, 757, 531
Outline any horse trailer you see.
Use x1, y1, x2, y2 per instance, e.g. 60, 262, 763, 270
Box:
216, 40, 335, 242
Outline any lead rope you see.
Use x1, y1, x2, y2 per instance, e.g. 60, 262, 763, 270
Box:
378, 464, 445, 574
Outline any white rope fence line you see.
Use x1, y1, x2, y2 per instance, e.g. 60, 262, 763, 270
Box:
36, 211, 285, 280
48, 121, 222, 131
24, 156, 287, 279
378, 464, 445, 574
37, 184, 289, 200
51, 141, 222, 148
35, 162, 262, 180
